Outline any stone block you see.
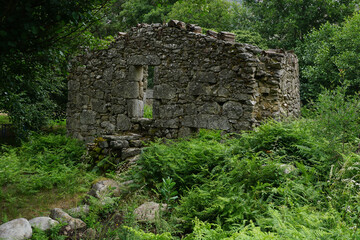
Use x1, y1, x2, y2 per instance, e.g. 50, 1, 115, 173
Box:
223, 101, 243, 119
154, 119, 180, 128
115, 82, 140, 99
103, 67, 114, 81
110, 140, 129, 149
129, 140, 143, 147
199, 102, 221, 114
100, 121, 115, 133
122, 148, 142, 160
153, 84, 176, 99
91, 99, 107, 113
159, 104, 183, 118
128, 55, 161, 65
80, 110, 96, 125
103, 133, 141, 141
116, 114, 132, 131
182, 114, 230, 130
94, 80, 108, 91
128, 66, 144, 82
111, 104, 125, 114
187, 82, 210, 96
194, 71, 217, 84
127, 99, 144, 118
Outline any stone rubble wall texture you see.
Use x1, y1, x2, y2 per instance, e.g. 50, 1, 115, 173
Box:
67, 21, 300, 143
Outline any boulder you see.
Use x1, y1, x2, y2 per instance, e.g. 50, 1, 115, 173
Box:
67, 205, 90, 218
29, 217, 59, 231
134, 202, 167, 222
50, 208, 86, 230
0, 218, 32, 240
87, 179, 121, 199
279, 164, 296, 174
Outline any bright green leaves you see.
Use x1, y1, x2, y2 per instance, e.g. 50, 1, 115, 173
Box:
166, 0, 242, 31
243, 0, 358, 50
298, 12, 360, 101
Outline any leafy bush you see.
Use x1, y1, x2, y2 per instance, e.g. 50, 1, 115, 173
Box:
166, 0, 250, 31
128, 92, 360, 236
297, 12, 360, 102
232, 29, 268, 49
133, 130, 228, 195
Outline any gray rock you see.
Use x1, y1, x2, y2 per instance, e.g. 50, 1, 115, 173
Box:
103, 133, 141, 141
50, 208, 86, 230
279, 164, 296, 174
0, 218, 32, 240
127, 155, 141, 164
134, 202, 168, 222
100, 121, 115, 133
29, 217, 59, 231
128, 55, 161, 65
129, 140, 143, 148
88, 179, 121, 199
79, 110, 96, 125
110, 140, 129, 149
127, 99, 144, 118
119, 82, 140, 99
116, 114, 132, 131
122, 148, 141, 160
223, 101, 243, 119
67, 205, 90, 218
153, 84, 176, 99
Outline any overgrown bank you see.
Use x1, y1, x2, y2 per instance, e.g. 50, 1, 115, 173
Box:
1, 85, 360, 239
0, 122, 98, 223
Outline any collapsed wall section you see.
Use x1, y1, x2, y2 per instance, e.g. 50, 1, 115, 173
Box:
67, 21, 300, 143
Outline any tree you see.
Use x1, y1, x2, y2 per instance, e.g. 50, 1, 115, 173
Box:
244, 0, 358, 49
166, 0, 248, 31
117, 0, 179, 31
0, 0, 108, 136
297, 12, 360, 102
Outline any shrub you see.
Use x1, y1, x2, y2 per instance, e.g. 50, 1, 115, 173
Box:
297, 12, 360, 102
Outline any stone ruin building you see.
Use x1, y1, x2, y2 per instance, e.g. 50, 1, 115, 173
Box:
67, 20, 300, 146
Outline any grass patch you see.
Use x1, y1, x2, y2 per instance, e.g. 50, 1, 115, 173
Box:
0, 132, 97, 223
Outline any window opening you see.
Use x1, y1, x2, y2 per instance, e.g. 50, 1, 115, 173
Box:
144, 66, 155, 119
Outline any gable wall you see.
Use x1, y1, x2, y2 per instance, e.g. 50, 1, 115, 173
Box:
67, 22, 300, 142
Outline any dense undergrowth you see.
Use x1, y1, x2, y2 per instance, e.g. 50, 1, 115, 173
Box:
117, 85, 360, 239
0, 121, 98, 223
2, 85, 360, 239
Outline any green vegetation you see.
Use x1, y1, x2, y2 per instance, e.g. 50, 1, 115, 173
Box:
0, 0, 112, 136
0, 114, 10, 124
116, 85, 360, 238
297, 12, 360, 101
144, 104, 153, 119
166, 0, 248, 31
1, 0, 360, 239
0, 123, 97, 222
243, 0, 358, 49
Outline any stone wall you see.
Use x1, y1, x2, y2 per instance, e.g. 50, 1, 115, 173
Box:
67, 21, 300, 143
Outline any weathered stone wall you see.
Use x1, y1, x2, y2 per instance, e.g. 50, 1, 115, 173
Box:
67, 21, 300, 143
